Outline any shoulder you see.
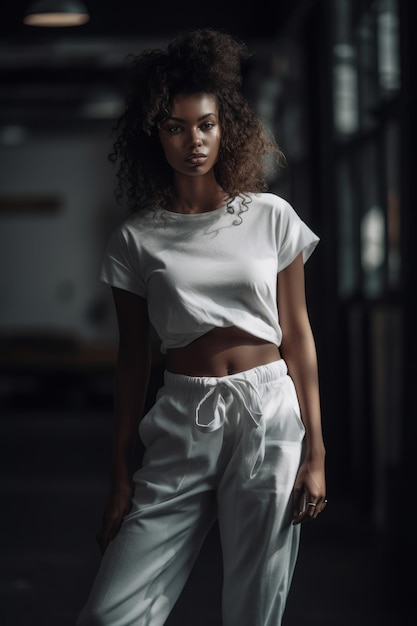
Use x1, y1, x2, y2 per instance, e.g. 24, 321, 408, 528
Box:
107, 210, 154, 245
248, 192, 295, 219
101, 211, 156, 264
251, 192, 291, 208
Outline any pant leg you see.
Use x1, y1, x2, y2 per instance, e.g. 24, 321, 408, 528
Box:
217, 364, 305, 626
76, 385, 221, 626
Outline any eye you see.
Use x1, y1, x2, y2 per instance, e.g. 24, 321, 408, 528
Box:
167, 125, 182, 134
200, 122, 215, 131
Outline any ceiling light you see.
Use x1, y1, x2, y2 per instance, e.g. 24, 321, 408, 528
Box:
23, 1, 90, 27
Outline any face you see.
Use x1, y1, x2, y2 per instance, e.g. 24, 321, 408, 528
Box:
158, 93, 221, 178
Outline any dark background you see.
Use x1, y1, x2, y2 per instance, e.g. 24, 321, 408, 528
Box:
1, 1, 415, 624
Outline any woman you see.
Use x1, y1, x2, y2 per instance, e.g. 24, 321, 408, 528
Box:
76, 28, 326, 626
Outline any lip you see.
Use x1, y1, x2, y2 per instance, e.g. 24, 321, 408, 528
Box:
186, 153, 208, 165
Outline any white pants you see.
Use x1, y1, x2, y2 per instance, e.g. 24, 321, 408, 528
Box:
76, 359, 305, 626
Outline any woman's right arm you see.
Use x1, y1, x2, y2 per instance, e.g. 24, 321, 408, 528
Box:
96, 287, 151, 554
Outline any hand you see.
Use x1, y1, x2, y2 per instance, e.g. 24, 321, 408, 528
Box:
292, 459, 327, 525
96, 481, 133, 554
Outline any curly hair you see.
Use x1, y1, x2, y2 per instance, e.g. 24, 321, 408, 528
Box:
109, 28, 285, 213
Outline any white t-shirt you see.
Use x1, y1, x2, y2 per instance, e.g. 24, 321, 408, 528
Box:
100, 193, 319, 354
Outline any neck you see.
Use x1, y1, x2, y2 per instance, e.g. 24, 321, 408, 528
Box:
173, 175, 227, 214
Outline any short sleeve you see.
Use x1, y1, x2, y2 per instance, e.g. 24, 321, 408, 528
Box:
276, 199, 320, 272
99, 226, 147, 298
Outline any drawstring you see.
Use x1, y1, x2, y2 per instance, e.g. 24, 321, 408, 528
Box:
195, 378, 265, 479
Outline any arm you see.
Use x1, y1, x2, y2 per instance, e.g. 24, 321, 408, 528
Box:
277, 253, 326, 524
97, 286, 152, 553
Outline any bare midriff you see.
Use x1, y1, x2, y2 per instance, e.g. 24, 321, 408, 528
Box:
165, 326, 281, 377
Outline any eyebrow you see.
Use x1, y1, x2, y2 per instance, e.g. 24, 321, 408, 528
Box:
163, 112, 217, 123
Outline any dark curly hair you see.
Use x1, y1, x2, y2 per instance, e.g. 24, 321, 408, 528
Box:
109, 28, 285, 213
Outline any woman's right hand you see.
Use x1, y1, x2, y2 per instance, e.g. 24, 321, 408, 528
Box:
96, 480, 133, 555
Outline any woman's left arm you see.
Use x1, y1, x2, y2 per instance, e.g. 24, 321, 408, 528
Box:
277, 252, 326, 525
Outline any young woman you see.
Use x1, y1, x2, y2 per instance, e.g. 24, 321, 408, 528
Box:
76, 28, 326, 626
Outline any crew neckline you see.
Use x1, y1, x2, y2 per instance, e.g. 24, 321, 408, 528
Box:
162, 197, 239, 218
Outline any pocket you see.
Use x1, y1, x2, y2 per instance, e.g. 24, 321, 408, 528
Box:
263, 376, 305, 442
133, 391, 195, 503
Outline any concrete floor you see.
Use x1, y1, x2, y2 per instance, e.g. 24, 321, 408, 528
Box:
0, 408, 410, 626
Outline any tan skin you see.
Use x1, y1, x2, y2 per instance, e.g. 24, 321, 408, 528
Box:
97, 93, 326, 554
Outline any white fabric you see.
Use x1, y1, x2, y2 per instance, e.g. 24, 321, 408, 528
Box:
100, 193, 319, 353
76, 360, 304, 626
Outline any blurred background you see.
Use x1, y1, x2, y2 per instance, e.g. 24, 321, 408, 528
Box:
0, 1, 415, 624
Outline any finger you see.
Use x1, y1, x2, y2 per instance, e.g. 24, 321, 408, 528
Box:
310, 497, 328, 518
293, 496, 328, 524
292, 492, 308, 525
293, 502, 303, 519
293, 507, 306, 523
96, 519, 121, 554
292, 488, 305, 519
305, 500, 319, 519
293, 507, 317, 525
317, 498, 328, 515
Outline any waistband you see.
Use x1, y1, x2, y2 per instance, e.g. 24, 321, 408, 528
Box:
163, 358, 287, 391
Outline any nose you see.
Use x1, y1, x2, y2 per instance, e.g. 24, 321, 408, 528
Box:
189, 128, 202, 147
